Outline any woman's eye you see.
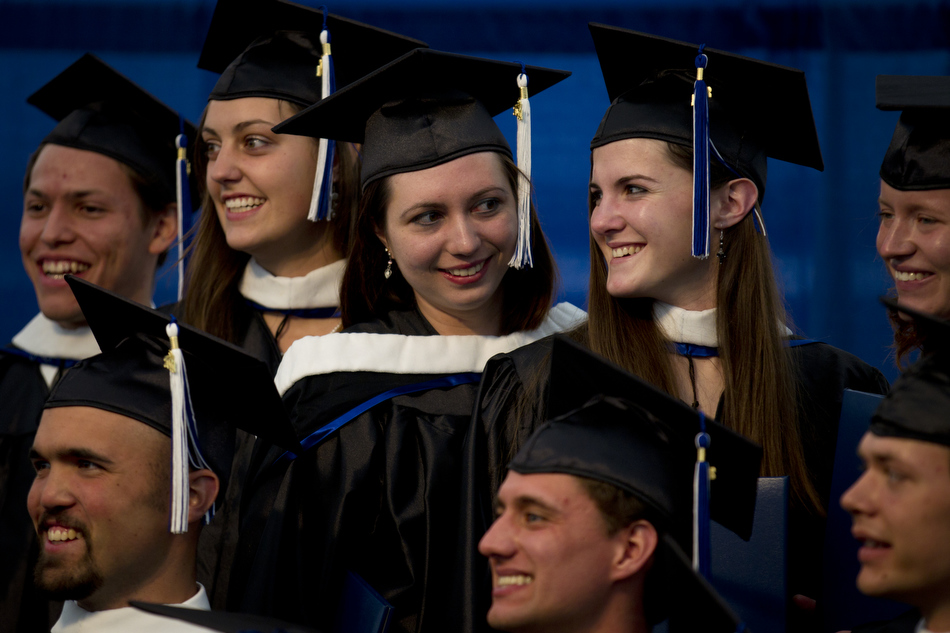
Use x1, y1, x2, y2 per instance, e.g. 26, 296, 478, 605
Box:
412, 211, 441, 226
624, 184, 645, 195
877, 210, 893, 222
202, 140, 220, 158
245, 137, 269, 150
475, 198, 500, 213
589, 190, 602, 207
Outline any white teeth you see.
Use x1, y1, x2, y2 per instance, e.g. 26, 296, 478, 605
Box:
894, 270, 929, 282
864, 539, 886, 548
42, 260, 90, 278
447, 260, 486, 277
46, 527, 80, 542
224, 196, 266, 212
612, 245, 643, 258
497, 575, 533, 587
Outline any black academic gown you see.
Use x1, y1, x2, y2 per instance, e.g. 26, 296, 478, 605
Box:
230, 306, 583, 633
472, 337, 890, 632
0, 350, 61, 633
853, 609, 922, 633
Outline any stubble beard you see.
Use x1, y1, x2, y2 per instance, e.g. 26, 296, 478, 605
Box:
34, 533, 104, 602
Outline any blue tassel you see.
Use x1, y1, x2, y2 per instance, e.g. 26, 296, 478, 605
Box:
693, 411, 712, 578
175, 115, 191, 301
692, 47, 710, 259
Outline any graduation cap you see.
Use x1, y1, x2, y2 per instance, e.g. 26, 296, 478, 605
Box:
588, 23, 824, 258
198, 0, 426, 221
872, 298, 950, 446
509, 394, 749, 631
131, 602, 319, 633
876, 75, 950, 191
44, 276, 300, 534
28, 53, 198, 299
275, 48, 572, 267
546, 336, 763, 543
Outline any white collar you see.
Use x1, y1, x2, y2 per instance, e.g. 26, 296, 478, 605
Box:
12, 313, 101, 361
239, 258, 345, 310
53, 584, 210, 632
918, 617, 947, 633
275, 302, 587, 396
654, 302, 719, 347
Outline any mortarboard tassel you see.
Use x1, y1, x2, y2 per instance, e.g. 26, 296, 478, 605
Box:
691, 47, 711, 259
693, 412, 712, 578
164, 318, 214, 533
509, 67, 533, 269
307, 8, 337, 222
175, 115, 191, 301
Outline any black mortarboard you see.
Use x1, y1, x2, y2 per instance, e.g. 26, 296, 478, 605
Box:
509, 394, 749, 631
45, 276, 299, 532
27, 53, 196, 206
546, 336, 763, 541
131, 602, 319, 633
198, 0, 426, 107
876, 75, 950, 191
872, 298, 950, 446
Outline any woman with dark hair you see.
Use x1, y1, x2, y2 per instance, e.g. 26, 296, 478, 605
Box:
230, 50, 583, 633
179, 0, 423, 373
475, 25, 889, 633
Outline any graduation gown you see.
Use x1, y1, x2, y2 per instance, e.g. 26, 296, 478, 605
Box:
229, 304, 585, 633
472, 336, 890, 630
852, 609, 924, 633
0, 314, 100, 633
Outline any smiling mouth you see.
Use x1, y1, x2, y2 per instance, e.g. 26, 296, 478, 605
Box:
860, 538, 889, 549
225, 196, 266, 213
496, 574, 533, 587
41, 260, 90, 280
444, 260, 486, 277
46, 526, 82, 543
612, 246, 643, 258
893, 270, 931, 282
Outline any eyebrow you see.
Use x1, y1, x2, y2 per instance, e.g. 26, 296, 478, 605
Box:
495, 494, 561, 515
29, 447, 114, 466
26, 188, 107, 200
397, 186, 509, 220
202, 119, 278, 137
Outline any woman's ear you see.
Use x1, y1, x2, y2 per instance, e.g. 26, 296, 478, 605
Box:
375, 228, 389, 251
713, 177, 758, 230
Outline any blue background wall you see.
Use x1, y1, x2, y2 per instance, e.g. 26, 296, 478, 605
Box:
3, 0, 949, 382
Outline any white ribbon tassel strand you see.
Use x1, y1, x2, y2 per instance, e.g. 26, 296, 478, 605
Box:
510, 72, 533, 269
165, 322, 190, 534
308, 28, 333, 221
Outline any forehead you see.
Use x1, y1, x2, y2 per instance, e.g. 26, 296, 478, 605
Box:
879, 180, 950, 214
35, 406, 167, 460
387, 151, 509, 204
203, 96, 287, 129
29, 144, 135, 194
859, 432, 950, 472
497, 471, 592, 509
590, 137, 682, 182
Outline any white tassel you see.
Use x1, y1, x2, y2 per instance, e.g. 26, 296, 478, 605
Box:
165, 322, 190, 534
509, 72, 533, 269
308, 28, 334, 222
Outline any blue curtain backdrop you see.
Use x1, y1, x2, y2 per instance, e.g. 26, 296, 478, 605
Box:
3, 0, 949, 382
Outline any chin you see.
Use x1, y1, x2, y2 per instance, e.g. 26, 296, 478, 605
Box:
37, 300, 85, 328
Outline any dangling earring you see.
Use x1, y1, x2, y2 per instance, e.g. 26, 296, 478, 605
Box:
384, 248, 393, 280
716, 230, 726, 264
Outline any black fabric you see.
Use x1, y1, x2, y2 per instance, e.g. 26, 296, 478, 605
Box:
131, 601, 322, 633
588, 23, 824, 203
230, 309, 491, 633
877, 75, 950, 191
473, 337, 889, 632
0, 351, 61, 633
852, 609, 921, 633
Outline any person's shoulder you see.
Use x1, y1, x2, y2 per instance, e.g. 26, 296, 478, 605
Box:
789, 339, 890, 395
852, 608, 921, 633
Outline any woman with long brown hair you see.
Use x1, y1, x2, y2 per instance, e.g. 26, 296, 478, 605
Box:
477, 25, 889, 632
231, 50, 583, 633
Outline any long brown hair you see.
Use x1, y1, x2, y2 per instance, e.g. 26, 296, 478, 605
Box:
340, 152, 557, 334
181, 100, 359, 342
584, 141, 821, 513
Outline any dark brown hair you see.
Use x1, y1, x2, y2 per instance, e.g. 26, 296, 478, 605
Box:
181, 100, 359, 342
583, 141, 821, 514
23, 143, 175, 266
340, 152, 557, 334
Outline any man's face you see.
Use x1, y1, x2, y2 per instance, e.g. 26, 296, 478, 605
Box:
478, 472, 628, 633
27, 406, 172, 610
20, 144, 174, 328
841, 432, 950, 609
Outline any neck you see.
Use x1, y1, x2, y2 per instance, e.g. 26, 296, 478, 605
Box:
415, 295, 504, 336
252, 228, 343, 278
922, 600, 950, 632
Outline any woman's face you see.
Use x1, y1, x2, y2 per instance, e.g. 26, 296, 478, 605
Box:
201, 97, 325, 270
378, 152, 518, 333
589, 138, 719, 310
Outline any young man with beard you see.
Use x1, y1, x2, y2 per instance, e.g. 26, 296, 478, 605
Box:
27, 277, 297, 632
0, 55, 187, 633
842, 302, 950, 633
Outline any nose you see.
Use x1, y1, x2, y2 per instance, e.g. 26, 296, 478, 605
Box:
446, 213, 482, 256
589, 194, 626, 238
840, 470, 874, 517
38, 204, 77, 247
478, 512, 517, 560
28, 465, 76, 520
208, 142, 242, 186
876, 215, 915, 261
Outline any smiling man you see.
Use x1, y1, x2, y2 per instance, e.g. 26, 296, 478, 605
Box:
842, 302, 950, 633
0, 55, 189, 633
875, 75, 950, 362
29, 277, 296, 632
